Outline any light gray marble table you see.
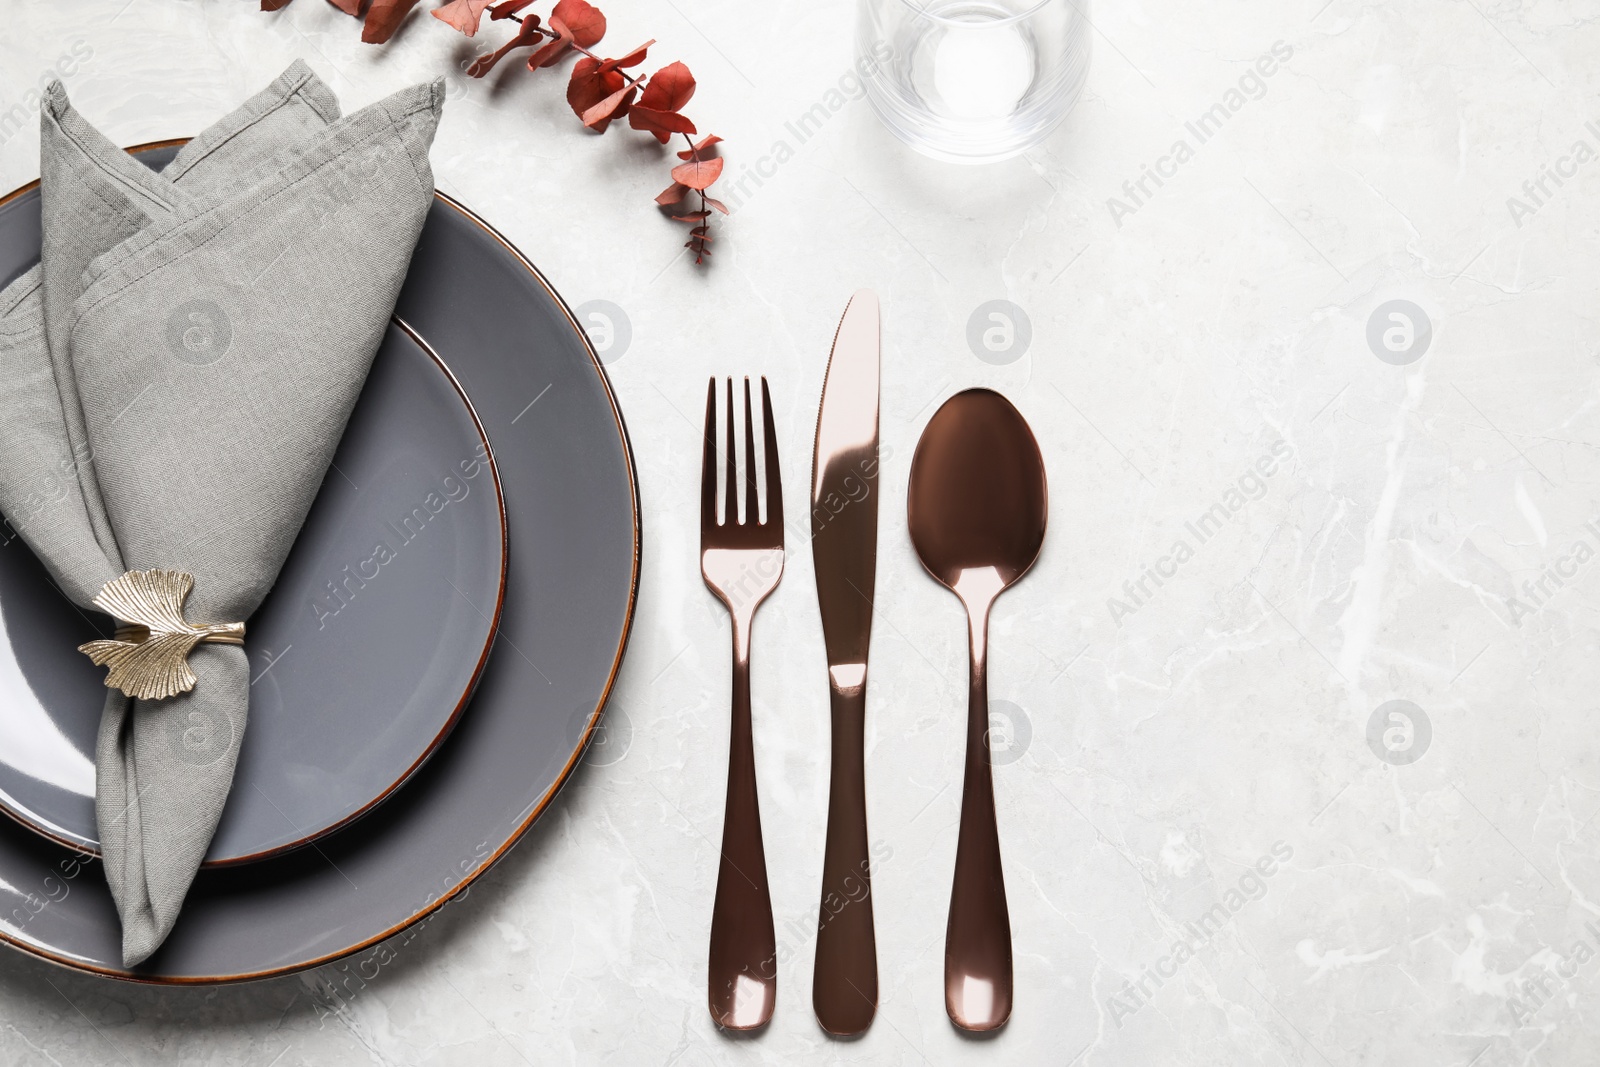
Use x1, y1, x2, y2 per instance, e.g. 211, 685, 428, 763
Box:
2, 0, 1598, 1063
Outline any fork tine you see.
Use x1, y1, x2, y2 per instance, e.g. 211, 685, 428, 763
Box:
724, 377, 738, 525
742, 377, 759, 526
761, 377, 782, 531
701, 377, 718, 532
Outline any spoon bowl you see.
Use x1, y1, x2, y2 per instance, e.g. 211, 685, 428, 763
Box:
907, 387, 1047, 1032
908, 389, 1047, 595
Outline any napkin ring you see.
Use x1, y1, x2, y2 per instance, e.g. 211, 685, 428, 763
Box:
77, 570, 245, 701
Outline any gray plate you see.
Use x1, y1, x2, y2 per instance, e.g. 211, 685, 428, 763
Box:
0, 144, 639, 980
0, 317, 506, 867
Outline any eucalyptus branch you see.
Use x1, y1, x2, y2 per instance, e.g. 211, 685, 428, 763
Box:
262, 0, 727, 265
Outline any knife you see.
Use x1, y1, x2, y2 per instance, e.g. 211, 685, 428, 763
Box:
809, 289, 881, 1036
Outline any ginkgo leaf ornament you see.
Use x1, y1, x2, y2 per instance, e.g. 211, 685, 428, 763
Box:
78, 570, 246, 701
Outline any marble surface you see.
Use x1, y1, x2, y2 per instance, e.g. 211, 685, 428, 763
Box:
2, 0, 1599, 1062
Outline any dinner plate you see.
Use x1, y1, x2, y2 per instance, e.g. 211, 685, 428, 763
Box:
0, 302, 507, 866
0, 143, 639, 980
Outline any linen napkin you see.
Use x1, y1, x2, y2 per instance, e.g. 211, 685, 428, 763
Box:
0, 61, 342, 608
0, 63, 443, 965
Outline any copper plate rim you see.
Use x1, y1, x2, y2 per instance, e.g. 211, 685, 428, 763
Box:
0, 140, 643, 983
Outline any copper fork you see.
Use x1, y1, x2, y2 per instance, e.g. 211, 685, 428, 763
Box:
701, 376, 783, 1031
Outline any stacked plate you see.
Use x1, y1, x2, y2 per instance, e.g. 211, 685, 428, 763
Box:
0, 142, 640, 981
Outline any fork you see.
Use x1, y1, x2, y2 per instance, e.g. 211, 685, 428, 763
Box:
701, 376, 783, 1031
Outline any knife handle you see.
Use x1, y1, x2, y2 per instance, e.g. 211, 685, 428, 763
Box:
708, 615, 776, 1031
813, 673, 878, 1035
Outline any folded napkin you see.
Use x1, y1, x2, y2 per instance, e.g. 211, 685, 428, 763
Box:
0, 62, 443, 964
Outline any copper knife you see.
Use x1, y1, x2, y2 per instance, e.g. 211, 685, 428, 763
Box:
809, 289, 881, 1035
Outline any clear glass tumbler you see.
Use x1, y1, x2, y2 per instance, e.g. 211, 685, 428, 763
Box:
858, 0, 1090, 164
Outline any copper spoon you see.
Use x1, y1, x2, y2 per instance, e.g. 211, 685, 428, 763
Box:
907, 388, 1047, 1032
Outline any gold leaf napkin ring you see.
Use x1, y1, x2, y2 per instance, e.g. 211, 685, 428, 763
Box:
77, 570, 245, 701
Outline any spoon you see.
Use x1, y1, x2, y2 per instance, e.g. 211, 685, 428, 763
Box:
907, 388, 1047, 1032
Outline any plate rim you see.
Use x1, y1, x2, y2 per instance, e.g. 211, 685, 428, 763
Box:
0, 141, 642, 982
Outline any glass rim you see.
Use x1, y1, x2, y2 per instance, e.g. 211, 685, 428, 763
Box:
893, 0, 1062, 27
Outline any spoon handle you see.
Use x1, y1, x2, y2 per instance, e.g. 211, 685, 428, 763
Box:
813, 676, 878, 1034
708, 615, 776, 1030
945, 604, 1013, 1031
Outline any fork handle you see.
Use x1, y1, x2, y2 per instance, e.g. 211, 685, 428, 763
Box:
708, 615, 776, 1031
812, 676, 878, 1034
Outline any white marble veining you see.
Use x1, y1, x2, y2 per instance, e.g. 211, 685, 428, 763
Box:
3, 0, 1600, 1062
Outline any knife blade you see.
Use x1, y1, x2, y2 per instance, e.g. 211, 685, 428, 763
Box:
809, 289, 880, 1035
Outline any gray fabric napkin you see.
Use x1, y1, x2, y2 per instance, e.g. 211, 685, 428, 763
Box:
0, 62, 443, 964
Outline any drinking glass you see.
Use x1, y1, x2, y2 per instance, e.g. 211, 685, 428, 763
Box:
857, 0, 1090, 164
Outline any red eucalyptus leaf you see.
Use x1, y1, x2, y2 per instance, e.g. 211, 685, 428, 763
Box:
599, 40, 653, 72
467, 14, 544, 76
433, 0, 495, 35
637, 60, 695, 113
705, 196, 729, 214
628, 105, 696, 142
578, 82, 635, 131
489, 0, 534, 16
262, 0, 295, 10
550, 0, 606, 47
677, 133, 722, 160
670, 155, 724, 190
361, 0, 419, 42
327, 0, 365, 15
568, 57, 616, 113
525, 17, 576, 68
671, 210, 712, 221
655, 181, 690, 206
